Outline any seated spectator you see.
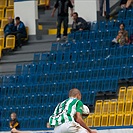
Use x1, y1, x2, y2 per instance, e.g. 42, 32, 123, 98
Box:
126, 0, 133, 8
4, 17, 14, 37
71, 12, 89, 32
14, 17, 27, 48
112, 23, 128, 46
106, 0, 128, 20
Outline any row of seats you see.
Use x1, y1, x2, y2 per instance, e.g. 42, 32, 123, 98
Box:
84, 86, 133, 127
68, 23, 133, 42
1, 78, 117, 97
90, 9, 133, 31
0, 0, 13, 8
1, 116, 49, 130
0, 8, 14, 20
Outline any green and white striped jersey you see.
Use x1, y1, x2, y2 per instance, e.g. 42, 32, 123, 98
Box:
49, 98, 83, 127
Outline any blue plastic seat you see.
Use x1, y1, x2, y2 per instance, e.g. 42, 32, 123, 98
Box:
51, 43, 58, 52
89, 31, 96, 40
126, 9, 132, 19
99, 21, 106, 30
82, 31, 89, 40
75, 31, 82, 41
41, 53, 49, 63
90, 21, 98, 31
118, 9, 126, 19
106, 20, 114, 30
16, 64, 22, 75
68, 32, 75, 41
33, 53, 40, 64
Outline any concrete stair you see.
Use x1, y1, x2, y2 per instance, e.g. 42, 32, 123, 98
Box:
0, 35, 56, 75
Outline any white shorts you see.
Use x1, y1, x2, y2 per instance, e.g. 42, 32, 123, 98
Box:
54, 121, 88, 133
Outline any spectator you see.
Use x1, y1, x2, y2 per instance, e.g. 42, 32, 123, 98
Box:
51, 0, 73, 41
4, 17, 14, 37
71, 12, 89, 32
9, 113, 20, 132
112, 23, 128, 46
14, 17, 27, 48
126, 0, 133, 8
100, 0, 105, 16
106, 0, 127, 19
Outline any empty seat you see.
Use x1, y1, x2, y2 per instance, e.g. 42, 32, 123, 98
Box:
110, 99, 117, 114
102, 100, 110, 114
126, 86, 133, 101
0, 19, 8, 29
86, 113, 94, 127
117, 100, 124, 113
5, 35, 15, 49
0, 0, 7, 8
94, 100, 103, 115
101, 114, 108, 126
93, 114, 101, 127
124, 113, 132, 126
125, 100, 132, 113
108, 114, 116, 126
0, 37, 4, 49
0, 8, 4, 21
5, 8, 14, 18
7, 0, 14, 8
38, 0, 46, 6
118, 87, 126, 101
116, 113, 123, 126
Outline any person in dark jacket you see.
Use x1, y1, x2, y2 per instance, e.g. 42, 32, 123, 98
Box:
14, 17, 27, 48
9, 112, 20, 132
71, 12, 89, 32
106, 0, 128, 19
4, 17, 14, 37
51, 0, 73, 41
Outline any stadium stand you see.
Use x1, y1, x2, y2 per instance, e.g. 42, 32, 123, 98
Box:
0, 3, 133, 132
84, 86, 133, 127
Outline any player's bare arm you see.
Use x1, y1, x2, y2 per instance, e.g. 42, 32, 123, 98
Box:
75, 112, 97, 133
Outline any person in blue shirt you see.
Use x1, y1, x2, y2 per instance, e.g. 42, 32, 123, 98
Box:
71, 12, 89, 32
14, 17, 27, 48
4, 17, 14, 37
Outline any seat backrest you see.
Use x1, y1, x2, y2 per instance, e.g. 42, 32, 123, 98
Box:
5, 35, 15, 49
1, 19, 8, 29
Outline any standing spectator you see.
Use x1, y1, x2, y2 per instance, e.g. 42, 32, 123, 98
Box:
51, 0, 73, 41
112, 23, 128, 46
126, 0, 133, 8
71, 12, 89, 32
14, 17, 27, 48
100, 0, 105, 16
4, 17, 14, 37
9, 113, 20, 132
106, 0, 128, 19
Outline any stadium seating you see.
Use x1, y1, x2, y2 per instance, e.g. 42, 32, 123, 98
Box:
84, 86, 133, 127
0, 7, 133, 131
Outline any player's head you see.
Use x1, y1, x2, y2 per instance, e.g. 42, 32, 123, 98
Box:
69, 88, 81, 100
11, 112, 17, 120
